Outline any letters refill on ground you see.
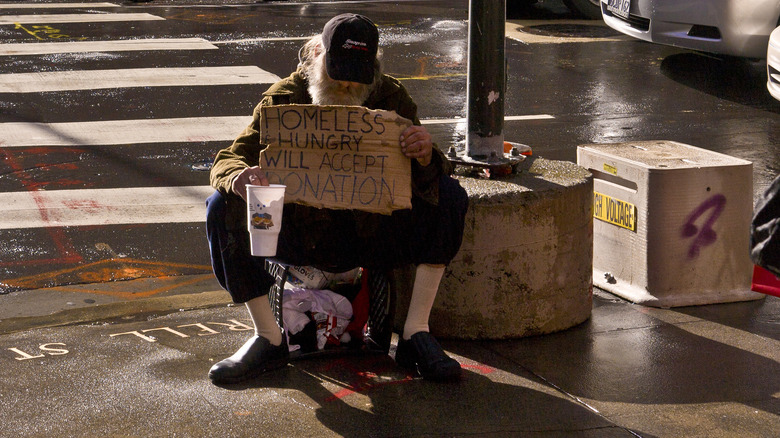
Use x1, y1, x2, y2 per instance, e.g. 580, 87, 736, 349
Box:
259, 104, 413, 214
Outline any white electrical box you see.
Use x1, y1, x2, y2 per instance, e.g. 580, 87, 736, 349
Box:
577, 141, 763, 307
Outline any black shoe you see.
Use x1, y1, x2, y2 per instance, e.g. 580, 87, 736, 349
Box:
209, 335, 289, 384
395, 332, 461, 381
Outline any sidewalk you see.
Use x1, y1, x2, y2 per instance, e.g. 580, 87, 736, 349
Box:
1, 282, 777, 437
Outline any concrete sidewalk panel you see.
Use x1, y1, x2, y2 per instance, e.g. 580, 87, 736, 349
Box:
0, 305, 633, 437
487, 291, 780, 438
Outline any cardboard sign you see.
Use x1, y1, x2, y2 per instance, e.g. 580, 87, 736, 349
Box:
259, 104, 413, 214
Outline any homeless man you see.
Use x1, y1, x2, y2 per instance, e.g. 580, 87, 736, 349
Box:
206, 13, 468, 383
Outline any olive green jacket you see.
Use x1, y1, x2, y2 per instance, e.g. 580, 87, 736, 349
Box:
210, 69, 451, 212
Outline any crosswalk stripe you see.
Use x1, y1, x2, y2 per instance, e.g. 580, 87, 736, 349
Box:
0, 114, 557, 147
0, 13, 164, 25
0, 66, 282, 92
0, 37, 218, 56
0, 116, 252, 147
0, 186, 214, 230
421, 115, 555, 124
0, 9, 557, 237
212, 36, 314, 45
0, 3, 120, 9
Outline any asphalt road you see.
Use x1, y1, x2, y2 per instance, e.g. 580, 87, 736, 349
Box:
1, 3, 779, 437
1, 0, 779, 296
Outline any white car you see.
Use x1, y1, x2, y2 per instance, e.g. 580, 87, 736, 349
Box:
601, 0, 780, 59
769, 26, 780, 100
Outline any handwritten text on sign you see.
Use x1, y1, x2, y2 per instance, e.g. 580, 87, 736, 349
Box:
260, 105, 413, 214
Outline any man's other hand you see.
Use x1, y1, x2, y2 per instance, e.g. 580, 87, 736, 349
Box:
231, 166, 269, 201
400, 125, 433, 167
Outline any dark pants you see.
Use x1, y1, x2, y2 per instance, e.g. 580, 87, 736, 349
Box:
206, 174, 468, 303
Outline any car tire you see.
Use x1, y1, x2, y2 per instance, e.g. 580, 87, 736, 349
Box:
563, 0, 603, 20
507, 0, 538, 17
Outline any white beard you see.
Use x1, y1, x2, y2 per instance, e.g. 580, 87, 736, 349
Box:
307, 60, 373, 106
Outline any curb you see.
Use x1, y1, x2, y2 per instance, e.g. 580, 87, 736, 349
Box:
0, 290, 231, 335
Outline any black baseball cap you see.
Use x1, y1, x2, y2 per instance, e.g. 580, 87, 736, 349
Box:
321, 14, 379, 85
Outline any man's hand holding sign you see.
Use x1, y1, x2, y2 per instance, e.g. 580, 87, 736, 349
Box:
232, 105, 431, 211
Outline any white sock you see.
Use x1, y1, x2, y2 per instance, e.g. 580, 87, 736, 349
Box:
245, 296, 283, 346
402, 264, 445, 340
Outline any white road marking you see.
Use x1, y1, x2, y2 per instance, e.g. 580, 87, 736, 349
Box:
0, 116, 252, 147
0, 3, 558, 234
0, 114, 554, 147
0, 66, 282, 92
0, 186, 214, 230
0, 3, 120, 8
211, 36, 314, 45
0, 38, 218, 56
421, 115, 555, 125
0, 114, 556, 147
0, 13, 164, 25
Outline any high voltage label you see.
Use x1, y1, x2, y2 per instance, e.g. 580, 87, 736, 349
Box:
593, 191, 636, 231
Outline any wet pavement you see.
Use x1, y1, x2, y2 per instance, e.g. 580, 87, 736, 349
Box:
1, 1, 779, 436
1, 287, 778, 437
2, 0, 779, 292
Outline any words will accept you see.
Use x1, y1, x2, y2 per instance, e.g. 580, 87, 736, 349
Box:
260, 104, 413, 214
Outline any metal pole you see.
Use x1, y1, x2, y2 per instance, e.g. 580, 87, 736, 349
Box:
466, 0, 506, 161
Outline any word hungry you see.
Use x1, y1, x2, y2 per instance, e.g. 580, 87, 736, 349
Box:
260, 105, 412, 214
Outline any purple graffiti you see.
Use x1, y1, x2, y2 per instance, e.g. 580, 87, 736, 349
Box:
681, 194, 727, 258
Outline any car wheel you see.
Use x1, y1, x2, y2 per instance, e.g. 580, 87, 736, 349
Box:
507, 0, 538, 16
563, 0, 603, 20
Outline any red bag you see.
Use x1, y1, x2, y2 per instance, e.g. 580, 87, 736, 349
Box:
751, 265, 780, 298
344, 269, 370, 340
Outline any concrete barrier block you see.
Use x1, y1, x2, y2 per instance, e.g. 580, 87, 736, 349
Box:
577, 140, 764, 307
396, 156, 594, 340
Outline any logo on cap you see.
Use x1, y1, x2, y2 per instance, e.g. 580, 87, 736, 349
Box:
342, 39, 369, 51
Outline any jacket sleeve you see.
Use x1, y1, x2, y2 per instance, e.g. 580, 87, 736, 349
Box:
209, 97, 272, 194
391, 81, 452, 206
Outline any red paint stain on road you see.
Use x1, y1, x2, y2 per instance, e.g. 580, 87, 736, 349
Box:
321, 359, 497, 401
0, 148, 84, 265
1, 258, 211, 290
62, 199, 106, 213
462, 363, 496, 374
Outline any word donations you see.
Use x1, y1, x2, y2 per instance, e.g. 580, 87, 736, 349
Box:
260, 104, 413, 214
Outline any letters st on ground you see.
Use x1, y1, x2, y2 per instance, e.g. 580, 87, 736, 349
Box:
260, 105, 413, 214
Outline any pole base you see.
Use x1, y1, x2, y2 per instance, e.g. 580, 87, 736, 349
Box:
448, 142, 531, 178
